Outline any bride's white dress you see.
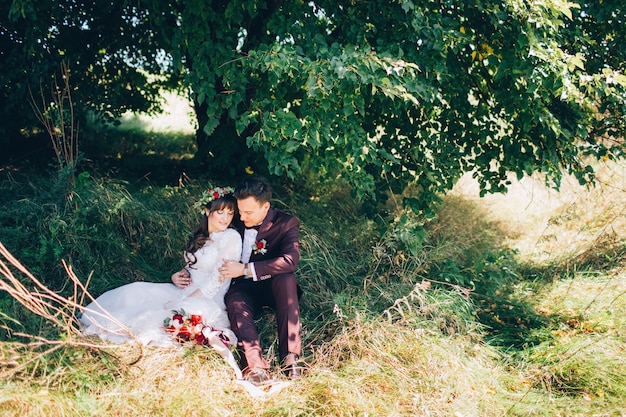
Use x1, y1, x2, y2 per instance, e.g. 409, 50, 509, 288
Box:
80, 228, 242, 347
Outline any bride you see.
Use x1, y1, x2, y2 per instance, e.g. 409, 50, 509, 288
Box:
80, 185, 243, 377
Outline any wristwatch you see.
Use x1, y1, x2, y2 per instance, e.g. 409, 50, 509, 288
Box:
243, 263, 249, 276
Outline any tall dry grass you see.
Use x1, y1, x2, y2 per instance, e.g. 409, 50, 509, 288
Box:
1, 158, 626, 416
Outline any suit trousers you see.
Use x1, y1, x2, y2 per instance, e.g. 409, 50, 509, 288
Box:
225, 273, 302, 370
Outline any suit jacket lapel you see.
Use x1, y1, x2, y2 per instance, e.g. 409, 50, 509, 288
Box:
257, 208, 276, 237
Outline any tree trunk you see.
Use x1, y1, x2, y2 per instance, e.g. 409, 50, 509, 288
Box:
192, 100, 261, 180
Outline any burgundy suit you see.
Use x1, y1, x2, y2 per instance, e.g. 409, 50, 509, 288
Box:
225, 207, 302, 370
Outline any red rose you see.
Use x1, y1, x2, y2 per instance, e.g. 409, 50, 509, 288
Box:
212, 191, 220, 199
194, 333, 207, 345
190, 314, 203, 326
172, 314, 184, 323
178, 325, 191, 337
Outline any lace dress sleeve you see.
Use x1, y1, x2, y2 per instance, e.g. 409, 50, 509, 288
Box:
198, 229, 242, 299
221, 229, 243, 264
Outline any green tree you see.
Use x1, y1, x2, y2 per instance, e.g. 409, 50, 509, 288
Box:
3, 0, 625, 214
1, 0, 173, 147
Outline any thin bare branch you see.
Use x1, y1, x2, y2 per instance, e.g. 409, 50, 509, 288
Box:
0, 241, 144, 367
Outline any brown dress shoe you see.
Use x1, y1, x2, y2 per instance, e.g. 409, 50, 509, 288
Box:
282, 363, 302, 380
282, 353, 303, 380
245, 367, 272, 386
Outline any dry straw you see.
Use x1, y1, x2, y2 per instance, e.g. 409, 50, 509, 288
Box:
0, 241, 143, 379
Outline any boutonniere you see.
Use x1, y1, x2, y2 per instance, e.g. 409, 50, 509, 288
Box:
252, 239, 268, 255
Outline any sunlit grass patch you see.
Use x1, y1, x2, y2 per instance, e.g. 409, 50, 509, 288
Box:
81, 92, 198, 176
0, 341, 131, 388
1, 132, 626, 417
504, 267, 626, 415
540, 269, 626, 334
310, 316, 521, 416
0, 386, 87, 417
86, 347, 247, 416
476, 264, 626, 409
451, 160, 626, 267
526, 335, 626, 395
118, 92, 196, 135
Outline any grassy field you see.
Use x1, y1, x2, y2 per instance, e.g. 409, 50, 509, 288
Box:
1, 101, 625, 416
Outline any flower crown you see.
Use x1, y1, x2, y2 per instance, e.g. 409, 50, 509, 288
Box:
193, 185, 235, 213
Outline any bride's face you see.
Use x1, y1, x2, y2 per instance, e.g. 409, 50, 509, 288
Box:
207, 207, 235, 233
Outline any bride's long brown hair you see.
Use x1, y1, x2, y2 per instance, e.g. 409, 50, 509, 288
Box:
184, 194, 239, 267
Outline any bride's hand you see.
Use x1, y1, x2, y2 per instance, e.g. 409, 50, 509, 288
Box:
172, 269, 191, 289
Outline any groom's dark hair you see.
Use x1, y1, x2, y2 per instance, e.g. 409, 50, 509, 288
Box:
234, 175, 272, 203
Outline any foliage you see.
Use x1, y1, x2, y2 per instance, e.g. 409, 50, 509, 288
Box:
237, 0, 626, 211
0, 0, 173, 143
0, 342, 126, 390
3, 0, 625, 215
2, 155, 626, 415
0, 168, 203, 337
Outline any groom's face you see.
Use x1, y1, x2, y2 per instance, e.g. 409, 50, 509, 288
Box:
237, 196, 270, 228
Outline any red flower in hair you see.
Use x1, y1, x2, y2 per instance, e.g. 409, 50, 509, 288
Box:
193, 185, 235, 213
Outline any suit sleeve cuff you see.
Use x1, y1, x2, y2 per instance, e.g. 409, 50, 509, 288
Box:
249, 262, 258, 281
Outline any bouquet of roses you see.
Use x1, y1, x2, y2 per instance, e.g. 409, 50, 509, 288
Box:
164, 309, 230, 347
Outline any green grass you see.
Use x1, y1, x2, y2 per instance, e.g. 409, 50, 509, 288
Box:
1, 116, 626, 416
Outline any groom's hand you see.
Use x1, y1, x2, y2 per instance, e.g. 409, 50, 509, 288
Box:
172, 269, 191, 288
219, 259, 245, 280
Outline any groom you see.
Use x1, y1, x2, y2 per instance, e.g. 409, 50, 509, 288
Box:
219, 175, 303, 385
